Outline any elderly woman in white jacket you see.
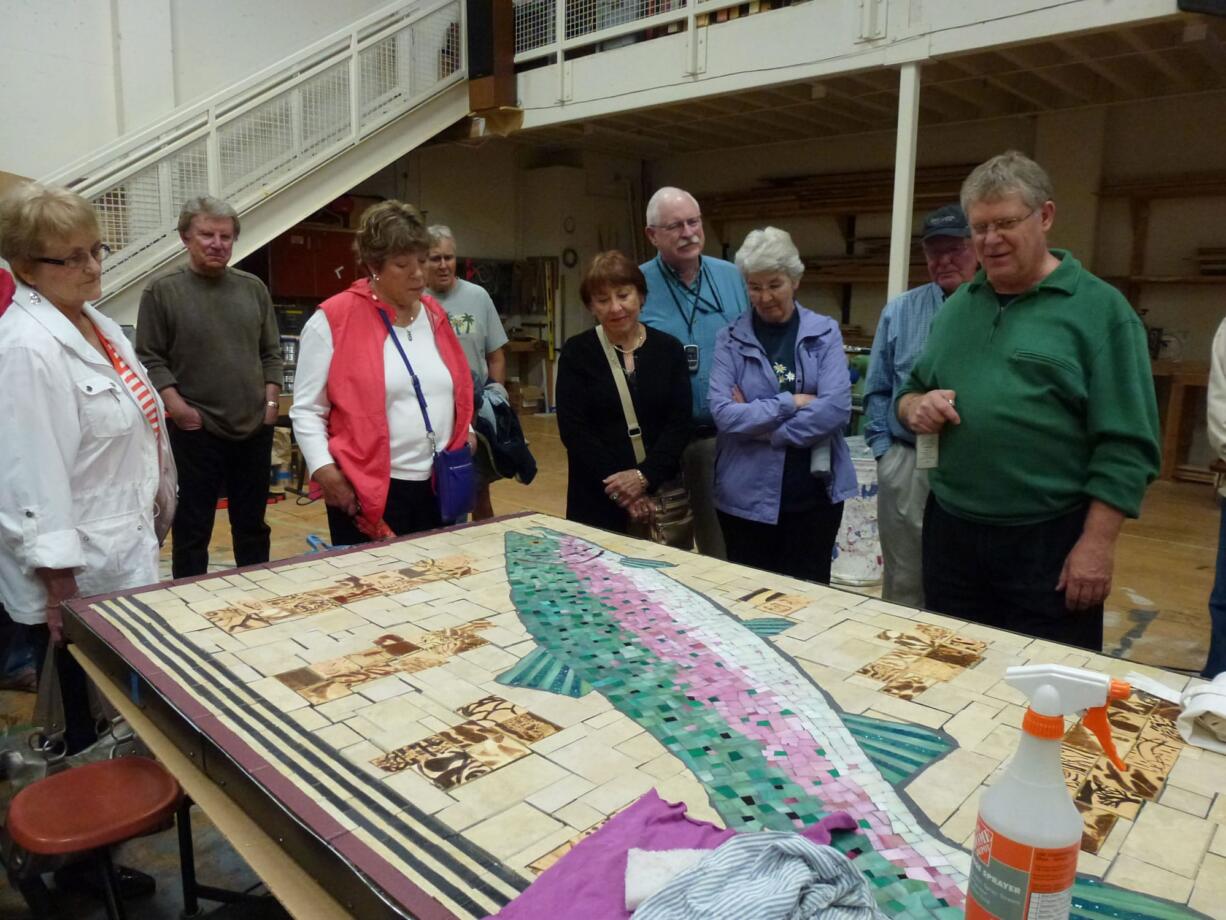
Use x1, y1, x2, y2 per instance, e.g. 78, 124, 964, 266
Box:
0, 183, 175, 752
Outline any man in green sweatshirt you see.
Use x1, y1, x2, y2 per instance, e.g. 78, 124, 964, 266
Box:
896, 151, 1160, 651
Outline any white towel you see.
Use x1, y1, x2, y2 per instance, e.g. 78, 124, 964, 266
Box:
625, 849, 709, 911
1177, 673, 1226, 754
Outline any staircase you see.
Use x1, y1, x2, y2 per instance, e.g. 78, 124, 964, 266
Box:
43, 0, 470, 323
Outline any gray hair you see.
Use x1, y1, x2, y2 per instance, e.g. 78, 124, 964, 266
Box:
0, 182, 99, 264
734, 226, 805, 282
645, 186, 698, 227
177, 196, 240, 237
961, 150, 1054, 213
427, 224, 454, 248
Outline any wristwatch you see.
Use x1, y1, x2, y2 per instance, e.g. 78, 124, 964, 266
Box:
266, 401, 278, 409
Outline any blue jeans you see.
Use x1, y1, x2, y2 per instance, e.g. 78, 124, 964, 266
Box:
1205, 501, 1226, 678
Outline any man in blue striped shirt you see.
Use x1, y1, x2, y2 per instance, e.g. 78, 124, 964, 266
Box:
864, 205, 977, 607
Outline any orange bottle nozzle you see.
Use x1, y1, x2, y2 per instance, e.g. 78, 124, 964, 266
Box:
1082, 679, 1132, 772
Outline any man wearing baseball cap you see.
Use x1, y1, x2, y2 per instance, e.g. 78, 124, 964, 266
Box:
864, 204, 977, 607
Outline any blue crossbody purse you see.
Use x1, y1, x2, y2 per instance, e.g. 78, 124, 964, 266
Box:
378, 308, 475, 522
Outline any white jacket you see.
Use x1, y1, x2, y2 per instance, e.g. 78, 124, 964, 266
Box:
1210, 317, 1226, 498
0, 282, 171, 624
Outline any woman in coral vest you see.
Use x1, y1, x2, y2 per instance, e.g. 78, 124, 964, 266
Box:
291, 200, 474, 545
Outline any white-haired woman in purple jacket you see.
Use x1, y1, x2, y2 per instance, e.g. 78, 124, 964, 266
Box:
708, 227, 856, 583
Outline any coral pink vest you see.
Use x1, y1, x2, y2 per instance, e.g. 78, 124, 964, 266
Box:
319, 279, 473, 537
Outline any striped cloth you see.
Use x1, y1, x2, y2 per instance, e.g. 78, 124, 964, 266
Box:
92, 322, 161, 435
633, 831, 887, 920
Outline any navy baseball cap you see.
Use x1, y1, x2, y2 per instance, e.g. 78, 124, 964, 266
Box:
921, 204, 970, 241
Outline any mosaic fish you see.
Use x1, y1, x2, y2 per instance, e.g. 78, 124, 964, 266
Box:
502, 527, 1203, 920
504, 527, 968, 916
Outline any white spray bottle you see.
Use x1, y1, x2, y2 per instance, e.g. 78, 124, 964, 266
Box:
965, 664, 1131, 920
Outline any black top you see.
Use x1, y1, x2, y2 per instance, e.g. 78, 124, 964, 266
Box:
556, 325, 692, 534
752, 310, 822, 512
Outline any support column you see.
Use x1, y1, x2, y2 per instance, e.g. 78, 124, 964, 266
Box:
887, 62, 922, 300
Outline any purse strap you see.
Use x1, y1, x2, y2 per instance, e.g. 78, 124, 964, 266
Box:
378, 305, 437, 454
596, 325, 646, 465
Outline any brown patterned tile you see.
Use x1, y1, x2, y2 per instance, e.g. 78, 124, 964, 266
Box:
881, 673, 937, 700
914, 623, 954, 643
1075, 759, 1154, 819
858, 649, 924, 682
926, 643, 983, 668
1076, 803, 1119, 855
374, 634, 421, 656
501, 711, 561, 744
1061, 744, 1100, 787
906, 656, 964, 682
876, 630, 933, 652
528, 819, 609, 874
301, 680, 356, 705
277, 667, 325, 692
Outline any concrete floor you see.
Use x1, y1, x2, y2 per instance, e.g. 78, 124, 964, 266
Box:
0, 412, 1217, 917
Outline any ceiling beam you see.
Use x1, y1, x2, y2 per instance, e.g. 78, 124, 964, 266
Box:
943, 57, 1055, 110
993, 48, 1093, 103
1052, 38, 1149, 97
1117, 28, 1195, 92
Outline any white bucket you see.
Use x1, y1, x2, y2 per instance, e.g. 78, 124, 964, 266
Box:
832, 436, 882, 587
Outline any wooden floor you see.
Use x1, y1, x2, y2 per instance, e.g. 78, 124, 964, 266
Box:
179, 413, 1218, 674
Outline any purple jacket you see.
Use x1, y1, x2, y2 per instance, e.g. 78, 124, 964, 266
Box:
709, 305, 857, 524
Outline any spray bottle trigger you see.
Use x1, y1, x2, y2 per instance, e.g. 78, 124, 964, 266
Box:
1081, 706, 1126, 771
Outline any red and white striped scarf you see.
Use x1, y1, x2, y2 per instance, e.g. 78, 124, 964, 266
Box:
91, 322, 161, 435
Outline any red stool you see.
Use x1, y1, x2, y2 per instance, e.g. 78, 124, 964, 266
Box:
5, 756, 182, 920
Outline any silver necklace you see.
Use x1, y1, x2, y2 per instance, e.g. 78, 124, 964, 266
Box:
610, 325, 645, 355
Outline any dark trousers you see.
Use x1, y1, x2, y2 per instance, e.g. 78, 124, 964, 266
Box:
326, 477, 442, 547
169, 423, 274, 578
922, 496, 1102, 652
28, 624, 96, 755
1205, 501, 1226, 678
718, 502, 844, 584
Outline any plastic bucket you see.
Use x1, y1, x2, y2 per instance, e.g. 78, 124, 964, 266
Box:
832, 436, 882, 587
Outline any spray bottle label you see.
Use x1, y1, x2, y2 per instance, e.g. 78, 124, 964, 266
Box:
965, 816, 1079, 920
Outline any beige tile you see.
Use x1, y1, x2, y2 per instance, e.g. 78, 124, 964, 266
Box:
526, 773, 596, 813
1167, 751, 1226, 799
466, 803, 565, 862
1211, 824, 1226, 858
615, 731, 666, 765
911, 680, 981, 716
1208, 793, 1226, 826
578, 771, 656, 815
905, 748, 997, 825
1120, 802, 1215, 878
943, 701, 1006, 749
382, 768, 457, 815
1159, 785, 1212, 818
640, 751, 687, 780
940, 785, 984, 844
546, 735, 640, 785
1104, 854, 1193, 903
1189, 852, 1226, 919
1076, 850, 1111, 878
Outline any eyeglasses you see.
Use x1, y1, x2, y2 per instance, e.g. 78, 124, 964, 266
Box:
969, 210, 1036, 238
654, 216, 703, 234
35, 243, 112, 270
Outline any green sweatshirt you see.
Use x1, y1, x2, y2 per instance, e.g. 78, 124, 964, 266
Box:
898, 250, 1160, 524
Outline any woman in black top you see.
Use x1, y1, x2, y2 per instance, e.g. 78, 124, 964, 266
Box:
557, 251, 691, 534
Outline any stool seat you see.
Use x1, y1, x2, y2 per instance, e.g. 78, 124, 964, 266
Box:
7, 756, 182, 855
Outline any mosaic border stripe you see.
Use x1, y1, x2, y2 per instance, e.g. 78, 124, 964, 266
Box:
89, 594, 529, 919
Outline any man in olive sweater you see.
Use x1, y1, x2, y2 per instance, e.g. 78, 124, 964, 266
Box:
897, 152, 1160, 651
138, 197, 283, 577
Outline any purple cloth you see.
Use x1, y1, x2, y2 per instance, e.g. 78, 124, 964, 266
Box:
490, 790, 858, 920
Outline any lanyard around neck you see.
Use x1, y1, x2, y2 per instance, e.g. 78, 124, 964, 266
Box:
660, 257, 725, 342
377, 306, 437, 453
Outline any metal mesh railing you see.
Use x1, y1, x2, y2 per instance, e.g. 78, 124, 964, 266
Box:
64, 0, 464, 290
514, 0, 556, 53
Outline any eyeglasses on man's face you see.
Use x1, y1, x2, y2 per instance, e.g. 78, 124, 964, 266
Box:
969, 210, 1037, 238
35, 243, 112, 270
654, 215, 703, 234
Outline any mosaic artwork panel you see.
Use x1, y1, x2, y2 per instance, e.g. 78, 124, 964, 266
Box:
274, 623, 491, 703
372, 695, 560, 789
65, 513, 1219, 920
1063, 691, 1186, 854
204, 555, 475, 634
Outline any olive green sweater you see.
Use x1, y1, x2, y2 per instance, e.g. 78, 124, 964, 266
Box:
898, 251, 1160, 524
137, 266, 283, 440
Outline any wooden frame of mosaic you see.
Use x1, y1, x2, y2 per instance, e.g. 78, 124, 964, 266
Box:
62, 514, 1225, 920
